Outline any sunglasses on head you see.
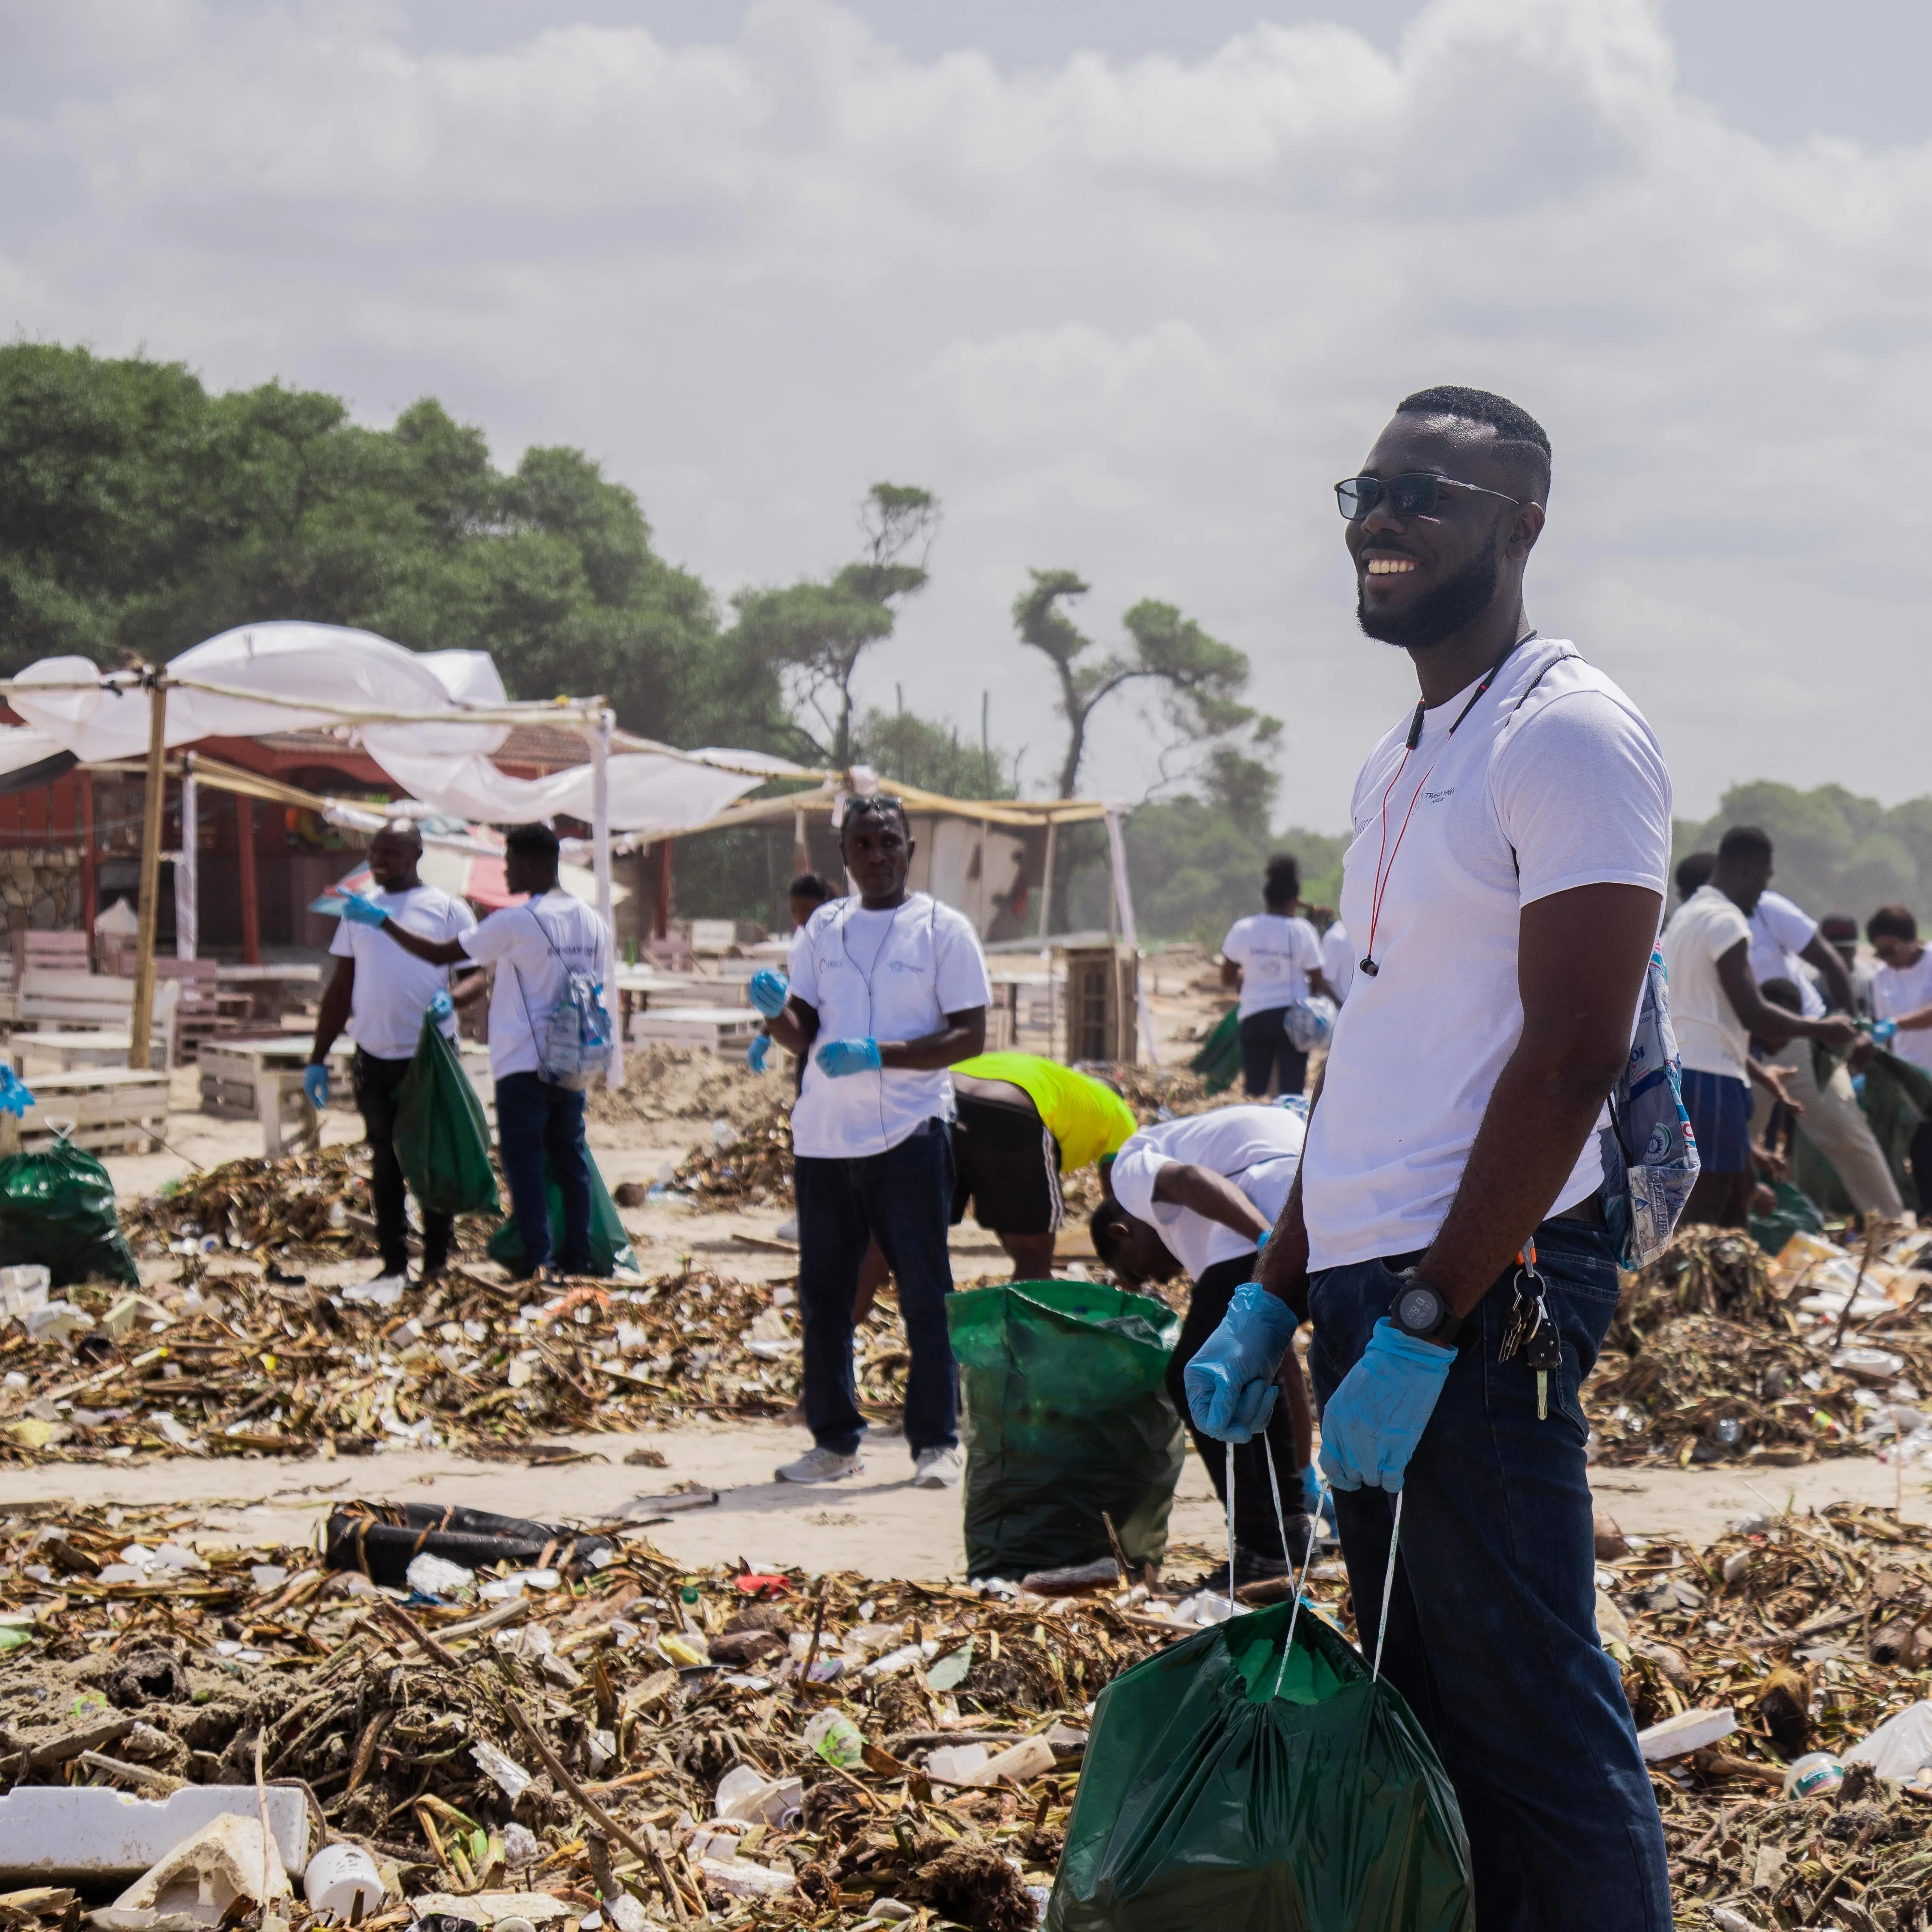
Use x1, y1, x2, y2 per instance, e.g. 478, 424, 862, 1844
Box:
1334, 472, 1523, 522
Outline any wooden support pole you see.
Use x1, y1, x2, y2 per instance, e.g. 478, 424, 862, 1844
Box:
128, 677, 168, 1072
1036, 818, 1057, 954
653, 839, 672, 940
236, 793, 260, 966
78, 771, 96, 947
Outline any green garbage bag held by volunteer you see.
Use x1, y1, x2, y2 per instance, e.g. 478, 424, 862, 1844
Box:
946, 1280, 1183, 1580
393, 1013, 500, 1218
1047, 1597, 1474, 1932
1189, 1006, 1243, 1096
0, 1137, 138, 1287
486, 1149, 640, 1279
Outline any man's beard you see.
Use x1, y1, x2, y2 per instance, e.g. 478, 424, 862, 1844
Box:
1357, 538, 1501, 649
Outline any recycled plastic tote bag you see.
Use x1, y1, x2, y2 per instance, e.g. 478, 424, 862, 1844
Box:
946, 1280, 1184, 1580
0, 1136, 138, 1287
1047, 1597, 1474, 1932
393, 1014, 500, 1219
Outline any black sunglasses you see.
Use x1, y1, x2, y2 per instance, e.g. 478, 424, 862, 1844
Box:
1334, 472, 1523, 522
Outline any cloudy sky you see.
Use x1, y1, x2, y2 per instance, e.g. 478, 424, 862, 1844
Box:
4, 0, 1930, 828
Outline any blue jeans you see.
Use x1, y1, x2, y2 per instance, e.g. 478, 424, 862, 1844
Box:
494, 1071, 592, 1278
1308, 1216, 1670, 1932
795, 1118, 958, 1458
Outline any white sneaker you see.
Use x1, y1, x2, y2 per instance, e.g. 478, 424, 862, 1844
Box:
913, 1446, 962, 1489
774, 1216, 799, 1242
776, 1446, 864, 1484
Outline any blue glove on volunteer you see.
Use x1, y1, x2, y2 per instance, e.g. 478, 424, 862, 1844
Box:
1300, 1462, 1325, 1515
816, 1037, 882, 1078
337, 894, 387, 928
302, 1064, 329, 1108
1318, 1318, 1456, 1493
1183, 1283, 1298, 1444
0, 1065, 33, 1116
428, 990, 454, 1022
746, 1033, 772, 1074
748, 969, 790, 1018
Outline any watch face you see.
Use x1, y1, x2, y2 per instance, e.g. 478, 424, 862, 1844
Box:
1397, 1285, 1442, 1332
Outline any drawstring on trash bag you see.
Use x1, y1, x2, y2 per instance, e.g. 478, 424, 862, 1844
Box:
1372, 1489, 1405, 1682
1225, 1441, 1236, 1607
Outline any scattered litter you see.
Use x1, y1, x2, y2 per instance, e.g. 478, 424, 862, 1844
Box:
1635, 1706, 1737, 1761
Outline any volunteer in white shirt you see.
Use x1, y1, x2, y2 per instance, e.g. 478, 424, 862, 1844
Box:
1186, 387, 1676, 1924
1219, 855, 1335, 1097
1735, 838, 1900, 1218
1091, 1105, 1316, 1582
307, 821, 479, 1286
1868, 903, 1932, 1209
343, 822, 612, 1279
763, 796, 990, 1489
1319, 913, 1355, 1006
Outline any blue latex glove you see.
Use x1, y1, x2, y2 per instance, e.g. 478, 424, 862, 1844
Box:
302, 1064, 329, 1108
428, 989, 454, 1022
1299, 1462, 1325, 1514
749, 968, 790, 1018
816, 1037, 882, 1078
0, 1066, 32, 1117
1318, 1318, 1456, 1493
1183, 1283, 1298, 1444
746, 1033, 772, 1074
336, 893, 387, 928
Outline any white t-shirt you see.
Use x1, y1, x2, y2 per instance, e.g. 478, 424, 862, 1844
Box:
1221, 913, 1323, 1020
461, 890, 612, 1081
329, 884, 476, 1060
1322, 920, 1356, 1006
1110, 1105, 1306, 1280
1661, 886, 1755, 1079
1873, 948, 1932, 1076
1302, 640, 1672, 1272
1749, 890, 1824, 1018
788, 892, 992, 1159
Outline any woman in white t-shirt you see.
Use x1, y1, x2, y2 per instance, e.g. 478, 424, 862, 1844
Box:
1219, 854, 1336, 1099
1868, 903, 1932, 1209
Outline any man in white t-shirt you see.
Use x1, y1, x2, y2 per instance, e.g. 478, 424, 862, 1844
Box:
1868, 903, 1932, 1209
1219, 855, 1335, 1098
343, 822, 612, 1279
763, 796, 990, 1489
1729, 830, 1900, 1218
1318, 911, 1355, 1006
1090, 1104, 1316, 1583
308, 821, 479, 1286
1185, 387, 1676, 1924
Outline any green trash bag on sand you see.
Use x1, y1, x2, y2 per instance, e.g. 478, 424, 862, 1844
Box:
1189, 1005, 1243, 1096
1750, 1177, 1824, 1256
0, 1137, 138, 1287
487, 1149, 640, 1279
1047, 1598, 1474, 1932
394, 1016, 500, 1218
946, 1280, 1183, 1581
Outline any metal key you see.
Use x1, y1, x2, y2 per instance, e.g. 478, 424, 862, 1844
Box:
1498, 1241, 1546, 1363
1523, 1312, 1561, 1420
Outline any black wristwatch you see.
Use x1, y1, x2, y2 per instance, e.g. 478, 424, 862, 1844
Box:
1390, 1273, 1464, 1349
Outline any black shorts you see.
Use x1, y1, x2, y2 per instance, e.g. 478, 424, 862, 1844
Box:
949, 1092, 1064, 1235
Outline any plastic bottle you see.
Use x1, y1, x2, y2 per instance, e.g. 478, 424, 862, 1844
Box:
1782, 1751, 1845, 1799
802, 1709, 865, 1769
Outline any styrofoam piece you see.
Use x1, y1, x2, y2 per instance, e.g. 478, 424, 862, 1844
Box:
971, 1736, 1058, 1786
926, 1743, 990, 1787
0, 1786, 311, 1884
301, 1843, 384, 1917
713, 1765, 803, 1826
1635, 1706, 1737, 1762
113, 1815, 289, 1923
1844, 1699, 1932, 1782
408, 1893, 574, 1925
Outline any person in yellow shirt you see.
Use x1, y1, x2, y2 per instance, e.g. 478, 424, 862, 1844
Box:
948, 1052, 1139, 1279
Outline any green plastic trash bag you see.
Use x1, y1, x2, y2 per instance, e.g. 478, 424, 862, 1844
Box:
0, 1138, 138, 1287
1750, 1177, 1824, 1256
487, 1149, 640, 1279
1792, 1045, 1932, 1215
1189, 1006, 1242, 1096
1047, 1599, 1474, 1932
946, 1279, 1183, 1580
394, 1015, 500, 1218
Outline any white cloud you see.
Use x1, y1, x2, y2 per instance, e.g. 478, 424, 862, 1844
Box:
4, 0, 1932, 821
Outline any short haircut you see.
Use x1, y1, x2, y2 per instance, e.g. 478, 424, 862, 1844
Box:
789, 871, 835, 904
1868, 904, 1919, 943
505, 822, 561, 865
1089, 1198, 1137, 1267
1758, 976, 1803, 1016
1396, 385, 1552, 503
374, 817, 422, 846
1820, 914, 1858, 944
1263, 854, 1301, 905
1675, 851, 1715, 900
840, 794, 909, 836
1717, 824, 1773, 863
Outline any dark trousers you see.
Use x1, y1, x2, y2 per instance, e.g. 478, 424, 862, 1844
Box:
1168, 1254, 1305, 1558
1308, 1217, 1671, 1931
352, 1048, 451, 1278
494, 1071, 592, 1278
795, 1119, 958, 1458
1910, 1115, 1932, 1214
1239, 1007, 1309, 1099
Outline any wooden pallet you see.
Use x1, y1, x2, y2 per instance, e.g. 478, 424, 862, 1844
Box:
0, 1068, 171, 1156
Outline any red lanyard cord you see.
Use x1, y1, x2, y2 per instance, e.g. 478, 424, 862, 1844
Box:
1358, 634, 1536, 979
